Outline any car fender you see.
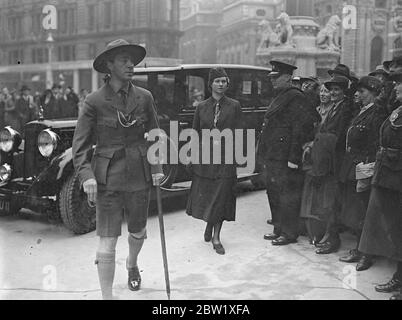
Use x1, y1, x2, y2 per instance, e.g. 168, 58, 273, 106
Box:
28, 148, 93, 196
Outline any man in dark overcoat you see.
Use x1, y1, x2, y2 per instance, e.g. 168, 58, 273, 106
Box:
72, 39, 163, 300
258, 60, 315, 245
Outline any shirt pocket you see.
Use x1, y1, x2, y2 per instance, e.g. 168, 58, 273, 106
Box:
93, 150, 115, 185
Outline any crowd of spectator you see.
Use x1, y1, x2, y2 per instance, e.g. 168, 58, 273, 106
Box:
0, 84, 89, 134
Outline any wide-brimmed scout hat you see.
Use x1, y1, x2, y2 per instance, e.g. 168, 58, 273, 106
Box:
93, 39, 146, 74
324, 75, 350, 90
328, 64, 351, 80
268, 60, 297, 77
356, 76, 382, 94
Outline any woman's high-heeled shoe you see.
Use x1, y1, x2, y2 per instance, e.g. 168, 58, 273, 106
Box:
213, 243, 225, 255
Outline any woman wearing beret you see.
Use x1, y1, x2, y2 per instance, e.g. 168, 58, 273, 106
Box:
308, 75, 354, 255
338, 76, 388, 271
358, 71, 402, 300
186, 67, 243, 255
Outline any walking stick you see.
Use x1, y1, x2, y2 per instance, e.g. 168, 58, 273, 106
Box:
155, 179, 171, 300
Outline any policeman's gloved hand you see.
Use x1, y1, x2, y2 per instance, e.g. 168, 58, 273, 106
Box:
152, 173, 165, 186
83, 178, 97, 207
288, 161, 299, 170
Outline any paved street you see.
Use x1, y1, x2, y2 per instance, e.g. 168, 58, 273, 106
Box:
0, 182, 397, 300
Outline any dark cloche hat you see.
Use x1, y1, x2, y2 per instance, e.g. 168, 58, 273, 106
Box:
356, 76, 382, 94
208, 67, 229, 86
328, 64, 351, 80
389, 70, 402, 82
369, 65, 389, 78
324, 75, 350, 90
268, 60, 297, 77
93, 39, 146, 74
300, 76, 319, 84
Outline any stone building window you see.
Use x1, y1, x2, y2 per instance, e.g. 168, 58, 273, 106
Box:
371, 36, 384, 71
88, 4, 96, 31
375, 0, 387, 8
104, 2, 112, 29
394, 36, 402, 56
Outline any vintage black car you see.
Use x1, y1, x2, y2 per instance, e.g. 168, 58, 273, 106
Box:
0, 64, 272, 234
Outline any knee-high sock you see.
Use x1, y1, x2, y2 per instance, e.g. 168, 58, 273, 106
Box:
127, 234, 145, 269
95, 251, 115, 300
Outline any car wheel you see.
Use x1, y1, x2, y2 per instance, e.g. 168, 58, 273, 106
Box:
59, 171, 96, 234
160, 164, 178, 188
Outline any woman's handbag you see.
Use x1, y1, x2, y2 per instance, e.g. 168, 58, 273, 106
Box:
355, 162, 375, 180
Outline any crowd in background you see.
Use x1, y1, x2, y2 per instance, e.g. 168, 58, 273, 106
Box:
0, 84, 89, 134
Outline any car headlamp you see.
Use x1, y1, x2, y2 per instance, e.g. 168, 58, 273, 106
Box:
38, 129, 59, 158
0, 127, 22, 153
0, 164, 12, 182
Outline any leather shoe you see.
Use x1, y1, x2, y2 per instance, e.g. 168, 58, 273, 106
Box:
390, 292, 402, 300
356, 255, 372, 272
272, 236, 297, 246
264, 233, 280, 241
213, 243, 225, 255
339, 249, 361, 263
375, 278, 402, 293
128, 266, 141, 291
315, 240, 340, 255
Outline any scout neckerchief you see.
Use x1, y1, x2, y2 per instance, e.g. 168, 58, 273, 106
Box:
117, 84, 137, 127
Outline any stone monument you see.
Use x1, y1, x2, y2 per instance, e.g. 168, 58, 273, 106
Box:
256, 12, 341, 79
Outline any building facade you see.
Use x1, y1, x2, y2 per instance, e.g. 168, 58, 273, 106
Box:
0, 0, 182, 91
314, 0, 402, 76
179, 0, 224, 63
216, 0, 285, 65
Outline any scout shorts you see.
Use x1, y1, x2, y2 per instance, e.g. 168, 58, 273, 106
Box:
96, 189, 151, 237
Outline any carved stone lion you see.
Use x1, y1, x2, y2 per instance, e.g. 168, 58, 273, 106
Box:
316, 15, 342, 51
276, 12, 294, 47
257, 19, 280, 49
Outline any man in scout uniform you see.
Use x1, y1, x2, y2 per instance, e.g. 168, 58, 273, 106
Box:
72, 39, 164, 300
258, 60, 314, 246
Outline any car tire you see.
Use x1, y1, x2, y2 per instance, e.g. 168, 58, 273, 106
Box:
160, 164, 178, 188
59, 171, 96, 235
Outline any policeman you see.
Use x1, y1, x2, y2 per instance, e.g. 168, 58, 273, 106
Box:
258, 60, 315, 246
72, 39, 164, 300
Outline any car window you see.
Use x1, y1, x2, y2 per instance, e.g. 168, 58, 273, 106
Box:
188, 75, 205, 109
225, 69, 272, 107
133, 72, 178, 119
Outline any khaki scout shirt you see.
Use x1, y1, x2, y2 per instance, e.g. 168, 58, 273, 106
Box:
72, 82, 162, 192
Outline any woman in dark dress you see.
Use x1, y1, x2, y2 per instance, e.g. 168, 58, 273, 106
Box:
309, 76, 354, 255
359, 71, 402, 300
300, 83, 333, 244
186, 67, 243, 255
338, 76, 388, 271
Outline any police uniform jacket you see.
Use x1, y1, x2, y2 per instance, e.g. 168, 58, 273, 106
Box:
372, 105, 402, 191
339, 102, 388, 182
72, 82, 162, 192
258, 87, 314, 166
191, 95, 243, 179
